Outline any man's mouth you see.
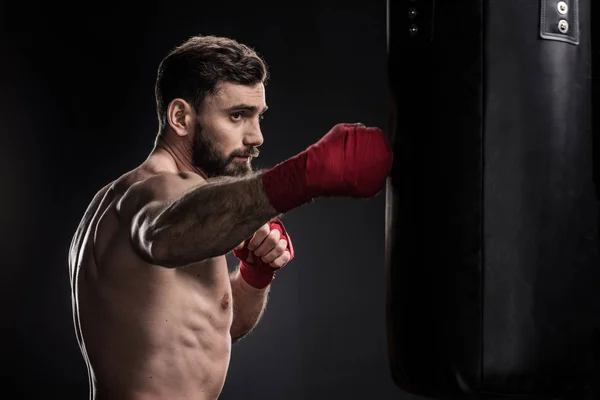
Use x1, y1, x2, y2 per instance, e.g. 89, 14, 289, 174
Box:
233, 152, 258, 160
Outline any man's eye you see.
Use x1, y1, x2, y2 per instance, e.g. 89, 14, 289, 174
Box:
231, 112, 244, 121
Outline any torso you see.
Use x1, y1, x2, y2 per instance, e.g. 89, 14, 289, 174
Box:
69, 169, 233, 400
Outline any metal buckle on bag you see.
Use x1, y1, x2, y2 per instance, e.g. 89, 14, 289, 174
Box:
540, 0, 579, 45
387, 0, 435, 46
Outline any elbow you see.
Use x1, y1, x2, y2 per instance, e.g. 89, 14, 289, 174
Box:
144, 232, 185, 268
146, 237, 172, 267
230, 330, 249, 344
130, 211, 211, 267
131, 224, 180, 268
141, 229, 209, 268
129, 205, 188, 267
230, 323, 254, 344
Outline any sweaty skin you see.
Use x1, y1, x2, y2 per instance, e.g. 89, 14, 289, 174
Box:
69, 82, 280, 400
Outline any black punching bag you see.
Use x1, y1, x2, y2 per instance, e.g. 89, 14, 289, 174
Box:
385, 0, 600, 398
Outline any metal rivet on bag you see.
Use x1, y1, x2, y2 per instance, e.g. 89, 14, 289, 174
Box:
557, 1, 568, 15
409, 24, 419, 36
408, 7, 418, 19
558, 19, 569, 33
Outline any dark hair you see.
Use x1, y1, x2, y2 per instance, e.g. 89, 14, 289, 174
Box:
155, 35, 269, 134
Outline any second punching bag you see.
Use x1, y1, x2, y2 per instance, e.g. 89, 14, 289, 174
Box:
385, 0, 600, 398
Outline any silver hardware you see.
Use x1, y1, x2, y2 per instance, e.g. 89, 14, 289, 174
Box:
408, 7, 418, 19
557, 1, 568, 15
409, 24, 419, 36
558, 19, 569, 33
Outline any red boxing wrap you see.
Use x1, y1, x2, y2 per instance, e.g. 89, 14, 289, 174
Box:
262, 152, 312, 214
233, 219, 295, 289
262, 123, 393, 214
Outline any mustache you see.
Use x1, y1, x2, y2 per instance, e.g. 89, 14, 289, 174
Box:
230, 148, 260, 158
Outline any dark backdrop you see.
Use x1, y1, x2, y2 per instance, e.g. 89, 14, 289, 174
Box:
0, 1, 417, 399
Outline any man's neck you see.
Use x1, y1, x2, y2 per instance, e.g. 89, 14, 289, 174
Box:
151, 136, 208, 179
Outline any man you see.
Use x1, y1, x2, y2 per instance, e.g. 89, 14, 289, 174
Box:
68, 34, 393, 400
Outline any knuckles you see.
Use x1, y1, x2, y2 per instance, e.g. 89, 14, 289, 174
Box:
271, 251, 291, 268
265, 229, 280, 246
276, 239, 287, 252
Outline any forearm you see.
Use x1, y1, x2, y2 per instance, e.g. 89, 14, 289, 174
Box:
229, 266, 270, 342
151, 172, 279, 266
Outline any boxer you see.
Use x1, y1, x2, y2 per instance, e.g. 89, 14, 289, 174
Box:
68, 34, 393, 400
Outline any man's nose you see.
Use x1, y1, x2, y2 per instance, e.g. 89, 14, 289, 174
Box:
244, 121, 264, 147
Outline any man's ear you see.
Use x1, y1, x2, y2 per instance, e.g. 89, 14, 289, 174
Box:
166, 98, 194, 137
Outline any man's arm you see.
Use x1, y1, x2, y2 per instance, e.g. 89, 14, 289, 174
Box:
118, 171, 279, 268
119, 123, 393, 268
229, 266, 270, 343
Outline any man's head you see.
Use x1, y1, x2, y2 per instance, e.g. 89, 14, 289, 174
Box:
155, 35, 269, 178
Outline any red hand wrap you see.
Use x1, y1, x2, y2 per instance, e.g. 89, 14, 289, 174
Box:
262, 123, 393, 214
262, 152, 313, 214
233, 219, 295, 289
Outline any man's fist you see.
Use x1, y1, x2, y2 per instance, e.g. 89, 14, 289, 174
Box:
234, 219, 295, 267
262, 123, 393, 213
306, 123, 393, 198
233, 219, 295, 289
235, 223, 291, 268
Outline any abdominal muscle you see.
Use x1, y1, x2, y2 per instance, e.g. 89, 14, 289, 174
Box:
75, 213, 234, 400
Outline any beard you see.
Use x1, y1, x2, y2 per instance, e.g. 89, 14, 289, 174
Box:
191, 121, 258, 178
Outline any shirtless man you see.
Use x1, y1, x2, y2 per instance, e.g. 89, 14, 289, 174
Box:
68, 35, 394, 400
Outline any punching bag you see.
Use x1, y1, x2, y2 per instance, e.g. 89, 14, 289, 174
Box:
385, 0, 600, 398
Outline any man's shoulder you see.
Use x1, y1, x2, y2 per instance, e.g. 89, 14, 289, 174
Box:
69, 181, 115, 275
117, 169, 203, 192
75, 169, 151, 227
129, 170, 205, 196
114, 169, 206, 217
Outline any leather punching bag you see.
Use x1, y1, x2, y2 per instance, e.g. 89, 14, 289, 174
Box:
385, 1, 600, 398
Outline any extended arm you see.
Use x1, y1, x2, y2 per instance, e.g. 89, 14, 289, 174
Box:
120, 171, 279, 268
122, 123, 393, 268
149, 173, 279, 266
